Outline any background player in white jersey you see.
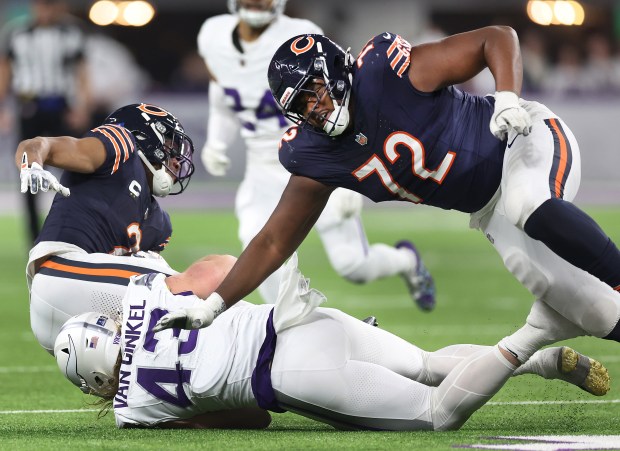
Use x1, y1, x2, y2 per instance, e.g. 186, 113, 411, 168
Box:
17, 103, 195, 353
54, 254, 608, 430
197, 0, 435, 309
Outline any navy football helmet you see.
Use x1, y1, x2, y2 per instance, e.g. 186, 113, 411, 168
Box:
105, 103, 195, 196
268, 34, 354, 136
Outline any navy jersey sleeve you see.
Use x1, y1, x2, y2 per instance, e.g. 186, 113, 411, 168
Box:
278, 126, 340, 179
140, 201, 173, 253
356, 32, 411, 79
84, 125, 138, 175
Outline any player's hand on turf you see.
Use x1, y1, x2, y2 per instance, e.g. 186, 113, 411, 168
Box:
201, 142, 230, 177
153, 293, 227, 332
329, 188, 363, 219
490, 91, 532, 141
20, 153, 70, 197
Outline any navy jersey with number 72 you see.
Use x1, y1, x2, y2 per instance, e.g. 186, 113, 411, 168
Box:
278, 32, 506, 214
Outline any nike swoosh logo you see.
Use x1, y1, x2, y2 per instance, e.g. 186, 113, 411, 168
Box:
383, 32, 391, 40
507, 135, 518, 148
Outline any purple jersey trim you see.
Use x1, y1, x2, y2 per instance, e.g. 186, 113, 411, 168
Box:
251, 309, 286, 413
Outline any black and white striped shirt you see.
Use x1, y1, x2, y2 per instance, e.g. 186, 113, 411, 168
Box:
0, 16, 86, 99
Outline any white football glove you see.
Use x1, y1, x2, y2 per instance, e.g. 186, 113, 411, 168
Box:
19, 153, 70, 197
328, 188, 364, 219
153, 292, 227, 332
201, 142, 230, 177
490, 91, 532, 141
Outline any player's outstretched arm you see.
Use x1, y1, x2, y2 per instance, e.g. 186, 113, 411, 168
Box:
154, 175, 333, 331
15, 136, 106, 173
16, 137, 108, 196
217, 174, 333, 305
408, 26, 531, 140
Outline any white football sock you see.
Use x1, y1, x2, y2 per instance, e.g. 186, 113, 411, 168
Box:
419, 344, 488, 386
431, 346, 516, 431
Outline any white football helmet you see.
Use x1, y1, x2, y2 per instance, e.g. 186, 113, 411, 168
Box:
228, 0, 287, 28
54, 312, 122, 397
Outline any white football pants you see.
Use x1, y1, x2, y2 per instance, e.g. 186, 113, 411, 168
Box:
471, 100, 620, 343
29, 249, 177, 353
270, 308, 515, 431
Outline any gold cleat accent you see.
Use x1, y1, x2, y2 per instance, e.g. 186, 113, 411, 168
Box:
560, 346, 610, 397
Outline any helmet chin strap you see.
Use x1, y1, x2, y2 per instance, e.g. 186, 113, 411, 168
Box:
138, 150, 173, 197
323, 47, 354, 137
323, 89, 351, 137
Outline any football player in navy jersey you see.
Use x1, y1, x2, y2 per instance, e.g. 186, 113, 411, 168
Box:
156, 28, 620, 374
197, 0, 435, 311
15, 103, 195, 353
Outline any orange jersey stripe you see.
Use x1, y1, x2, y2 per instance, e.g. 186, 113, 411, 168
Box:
95, 127, 122, 174
548, 118, 568, 198
116, 126, 135, 154
40, 260, 140, 279
99, 125, 133, 162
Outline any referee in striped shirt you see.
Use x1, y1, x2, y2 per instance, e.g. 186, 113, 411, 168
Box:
0, 0, 92, 245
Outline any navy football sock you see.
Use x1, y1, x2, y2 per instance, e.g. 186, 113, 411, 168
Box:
524, 198, 620, 290
603, 320, 620, 342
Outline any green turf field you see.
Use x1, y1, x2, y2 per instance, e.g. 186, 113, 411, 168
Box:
1, 206, 619, 450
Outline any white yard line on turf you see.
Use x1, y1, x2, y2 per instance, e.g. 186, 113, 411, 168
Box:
0, 409, 98, 414
0, 366, 56, 373
487, 399, 620, 406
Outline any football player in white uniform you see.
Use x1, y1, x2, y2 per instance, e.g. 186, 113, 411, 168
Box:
55, 253, 609, 430
197, 0, 436, 309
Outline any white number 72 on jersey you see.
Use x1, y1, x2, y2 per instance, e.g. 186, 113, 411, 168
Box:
353, 131, 455, 203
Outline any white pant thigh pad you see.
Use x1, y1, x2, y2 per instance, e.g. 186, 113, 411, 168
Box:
270, 309, 432, 429
485, 211, 620, 337
526, 299, 586, 340
501, 103, 581, 227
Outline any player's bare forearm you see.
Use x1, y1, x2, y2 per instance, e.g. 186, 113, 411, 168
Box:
409, 25, 522, 93
216, 175, 333, 307
15, 136, 106, 173
15, 137, 52, 168
480, 26, 522, 93
215, 231, 292, 305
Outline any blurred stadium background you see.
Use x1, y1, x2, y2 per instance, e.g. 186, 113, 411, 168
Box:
0, 0, 619, 223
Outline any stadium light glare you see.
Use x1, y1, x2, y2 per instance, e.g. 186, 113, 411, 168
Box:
89, 0, 118, 26
114, 2, 132, 26
123, 1, 155, 27
569, 0, 585, 25
88, 0, 156, 27
527, 0, 553, 26
527, 0, 585, 26
554, 0, 576, 25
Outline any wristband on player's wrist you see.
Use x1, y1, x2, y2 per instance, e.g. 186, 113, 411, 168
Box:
206, 292, 227, 318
